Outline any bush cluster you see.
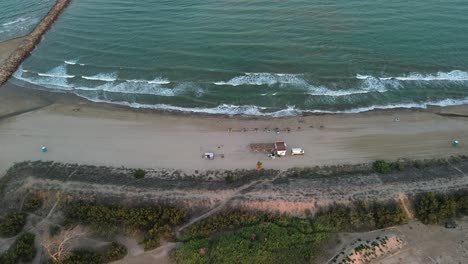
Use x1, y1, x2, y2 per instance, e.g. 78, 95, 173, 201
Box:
415, 192, 467, 224
23, 194, 43, 212
315, 201, 408, 231
0, 212, 27, 237
133, 169, 146, 179
102, 242, 128, 262
60, 249, 103, 264
64, 203, 186, 250
372, 160, 403, 174
0, 232, 36, 264
176, 212, 330, 264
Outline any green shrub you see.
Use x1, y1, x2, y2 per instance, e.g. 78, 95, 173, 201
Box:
103, 242, 127, 262
0, 212, 27, 237
0, 232, 36, 264
49, 225, 61, 237
373, 203, 408, 228
133, 169, 146, 179
372, 160, 392, 174
61, 249, 103, 264
416, 192, 457, 224
64, 203, 186, 249
23, 194, 43, 212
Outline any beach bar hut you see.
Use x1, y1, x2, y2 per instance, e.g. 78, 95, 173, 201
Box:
275, 141, 287, 156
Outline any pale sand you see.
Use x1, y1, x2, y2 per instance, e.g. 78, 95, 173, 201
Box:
0, 84, 467, 175
0, 37, 26, 64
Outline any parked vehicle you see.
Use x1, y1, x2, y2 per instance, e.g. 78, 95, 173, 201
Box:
291, 148, 304, 155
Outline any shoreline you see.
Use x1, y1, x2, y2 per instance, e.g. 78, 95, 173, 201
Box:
6, 79, 468, 119
0, 0, 71, 85
1, 82, 468, 175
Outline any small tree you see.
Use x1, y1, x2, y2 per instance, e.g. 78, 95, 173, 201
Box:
0, 212, 27, 237
23, 194, 43, 212
256, 161, 263, 171
133, 169, 146, 179
42, 225, 88, 263
103, 242, 127, 262
372, 160, 392, 174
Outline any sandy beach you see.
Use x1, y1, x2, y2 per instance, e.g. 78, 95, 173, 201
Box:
1, 83, 467, 175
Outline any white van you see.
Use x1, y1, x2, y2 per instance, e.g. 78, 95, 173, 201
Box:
291, 148, 305, 155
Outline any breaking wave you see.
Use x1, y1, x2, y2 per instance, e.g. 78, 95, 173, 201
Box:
214, 73, 306, 86
64, 59, 78, 65
76, 96, 468, 117
37, 65, 75, 78
79, 97, 300, 117
216, 72, 395, 96
13, 65, 72, 90
357, 70, 468, 81
2, 17, 28, 26
82, 72, 118, 82
76, 81, 177, 97
127, 77, 170, 85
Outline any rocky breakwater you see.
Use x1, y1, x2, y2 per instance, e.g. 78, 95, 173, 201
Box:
0, 0, 71, 86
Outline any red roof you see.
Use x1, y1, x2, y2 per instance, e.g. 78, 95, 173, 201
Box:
275, 141, 286, 151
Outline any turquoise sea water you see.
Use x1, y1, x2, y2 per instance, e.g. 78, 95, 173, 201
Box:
0, 0, 54, 41
6, 0, 468, 116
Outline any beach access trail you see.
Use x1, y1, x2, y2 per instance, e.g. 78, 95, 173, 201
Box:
0, 85, 467, 175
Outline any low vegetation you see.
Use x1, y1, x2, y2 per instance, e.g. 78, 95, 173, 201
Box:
102, 242, 128, 263
372, 160, 403, 174
64, 203, 186, 250
175, 201, 408, 264
133, 169, 146, 179
415, 192, 467, 224
0, 232, 36, 264
0, 212, 27, 238
23, 193, 43, 212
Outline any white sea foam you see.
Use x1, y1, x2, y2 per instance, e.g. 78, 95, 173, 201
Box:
36, 65, 75, 78
64, 59, 78, 65
82, 72, 118, 82
126, 77, 170, 85
304, 97, 468, 114
357, 70, 468, 81
75, 95, 468, 117
2, 17, 28, 26
13, 65, 72, 90
77, 81, 176, 96
78, 97, 299, 117
215, 73, 306, 86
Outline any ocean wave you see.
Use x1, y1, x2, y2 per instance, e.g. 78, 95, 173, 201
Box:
215, 73, 306, 86
304, 97, 468, 114
306, 77, 394, 96
82, 72, 118, 82
76, 81, 176, 97
64, 59, 78, 65
75, 95, 468, 117
13, 66, 72, 90
78, 97, 299, 117
36, 64, 75, 78
357, 70, 468, 81
126, 77, 170, 85
2, 17, 28, 26
216, 72, 393, 96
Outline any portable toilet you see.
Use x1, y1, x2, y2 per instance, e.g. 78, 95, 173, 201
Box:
41, 146, 48, 153
453, 140, 460, 147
